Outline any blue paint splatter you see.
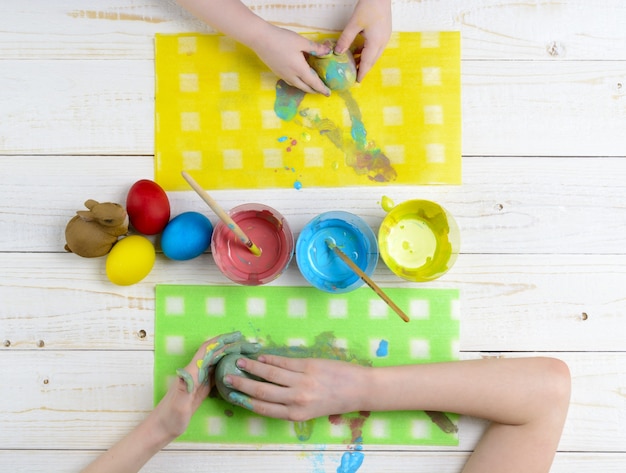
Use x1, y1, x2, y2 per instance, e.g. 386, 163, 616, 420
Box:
293, 180, 303, 190
277, 136, 288, 142
307, 449, 327, 473
337, 451, 364, 473
376, 339, 389, 357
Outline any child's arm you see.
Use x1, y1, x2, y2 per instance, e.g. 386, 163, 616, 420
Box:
335, 0, 392, 82
80, 332, 259, 473
228, 356, 571, 473
176, 0, 332, 95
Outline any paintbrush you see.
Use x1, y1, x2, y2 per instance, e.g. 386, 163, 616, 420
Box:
325, 239, 410, 323
181, 171, 262, 257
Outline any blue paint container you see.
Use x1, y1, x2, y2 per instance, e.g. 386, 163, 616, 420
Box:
296, 211, 378, 293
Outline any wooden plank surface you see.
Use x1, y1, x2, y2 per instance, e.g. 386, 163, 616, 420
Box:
5, 450, 626, 473
1, 0, 625, 471
1, 351, 624, 453
2, 1, 626, 60
1, 252, 624, 352
2, 155, 625, 254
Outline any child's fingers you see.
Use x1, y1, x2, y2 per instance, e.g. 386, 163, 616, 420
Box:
223, 341, 262, 356
228, 374, 292, 405
176, 368, 195, 393
305, 38, 332, 58
235, 356, 302, 387
335, 23, 361, 55
256, 353, 309, 373
356, 42, 385, 82
228, 390, 291, 420
183, 331, 246, 387
290, 71, 330, 96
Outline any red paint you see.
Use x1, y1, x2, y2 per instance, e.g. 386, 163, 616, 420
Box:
211, 204, 294, 285
327, 411, 371, 443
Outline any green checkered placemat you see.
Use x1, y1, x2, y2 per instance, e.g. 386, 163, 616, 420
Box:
155, 284, 460, 446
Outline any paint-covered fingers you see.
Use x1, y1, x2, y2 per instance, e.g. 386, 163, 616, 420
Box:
307, 38, 332, 58
290, 71, 330, 97
223, 341, 262, 357
228, 390, 292, 420
196, 337, 232, 384
177, 331, 246, 392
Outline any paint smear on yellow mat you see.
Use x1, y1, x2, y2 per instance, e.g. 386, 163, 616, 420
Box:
154, 32, 461, 190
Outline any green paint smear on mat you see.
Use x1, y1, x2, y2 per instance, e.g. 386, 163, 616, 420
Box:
155, 284, 460, 446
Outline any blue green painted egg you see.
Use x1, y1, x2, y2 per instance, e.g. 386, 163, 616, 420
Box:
161, 211, 213, 261
307, 41, 357, 91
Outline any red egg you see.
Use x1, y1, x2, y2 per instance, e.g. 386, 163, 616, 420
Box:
126, 179, 171, 235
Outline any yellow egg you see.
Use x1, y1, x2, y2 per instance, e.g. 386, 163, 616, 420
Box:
106, 235, 155, 286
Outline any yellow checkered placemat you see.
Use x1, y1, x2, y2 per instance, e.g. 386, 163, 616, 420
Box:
154, 32, 461, 190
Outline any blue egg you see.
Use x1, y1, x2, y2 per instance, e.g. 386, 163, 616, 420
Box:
161, 211, 213, 261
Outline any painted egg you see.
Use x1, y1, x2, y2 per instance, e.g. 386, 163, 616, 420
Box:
106, 235, 155, 286
126, 179, 171, 235
161, 211, 213, 261
307, 41, 357, 91
214, 353, 260, 402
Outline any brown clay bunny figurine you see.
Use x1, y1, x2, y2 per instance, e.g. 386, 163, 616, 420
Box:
64, 199, 129, 257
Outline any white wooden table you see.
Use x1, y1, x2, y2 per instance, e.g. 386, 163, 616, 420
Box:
1, 1, 625, 471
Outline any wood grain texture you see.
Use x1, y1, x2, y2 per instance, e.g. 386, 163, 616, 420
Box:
0, 351, 623, 452
2, 1, 626, 60
1, 252, 624, 351
2, 450, 626, 473
2, 156, 625, 254
1, 0, 625, 471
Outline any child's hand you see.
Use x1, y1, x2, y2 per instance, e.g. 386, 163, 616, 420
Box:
335, 0, 392, 82
155, 332, 260, 439
223, 354, 369, 421
251, 25, 332, 96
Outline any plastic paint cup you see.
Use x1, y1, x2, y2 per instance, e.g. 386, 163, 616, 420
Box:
296, 211, 378, 293
378, 200, 460, 282
211, 203, 294, 286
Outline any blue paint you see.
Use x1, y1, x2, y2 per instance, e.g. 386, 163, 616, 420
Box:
293, 180, 303, 190
376, 339, 389, 357
337, 451, 365, 473
277, 135, 288, 142
350, 117, 367, 147
296, 211, 378, 293
228, 391, 253, 410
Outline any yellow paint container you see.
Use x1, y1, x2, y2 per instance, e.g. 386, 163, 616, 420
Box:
378, 199, 460, 282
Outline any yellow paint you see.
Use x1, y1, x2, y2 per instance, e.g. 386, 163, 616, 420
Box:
154, 32, 462, 190
384, 218, 437, 269
378, 200, 460, 282
381, 195, 395, 212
